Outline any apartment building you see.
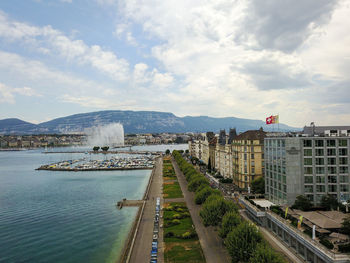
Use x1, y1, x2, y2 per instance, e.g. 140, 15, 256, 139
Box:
232, 128, 266, 190
265, 126, 350, 206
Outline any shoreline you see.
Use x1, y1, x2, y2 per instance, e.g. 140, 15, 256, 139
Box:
116, 157, 159, 263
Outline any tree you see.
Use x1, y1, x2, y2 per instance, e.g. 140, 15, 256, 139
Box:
225, 221, 262, 263
195, 186, 221, 205
341, 216, 350, 235
249, 242, 286, 263
188, 176, 209, 192
251, 177, 265, 194
93, 146, 100, 151
219, 211, 241, 238
165, 149, 170, 155
101, 146, 109, 152
320, 194, 339, 210
199, 195, 237, 226
292, 195, 312, 211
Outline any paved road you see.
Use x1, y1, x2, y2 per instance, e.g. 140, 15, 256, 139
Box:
172, 159, 231, 263
129, 157, 164, 263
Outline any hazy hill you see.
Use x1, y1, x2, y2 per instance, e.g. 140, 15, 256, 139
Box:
0, 110, 299, 134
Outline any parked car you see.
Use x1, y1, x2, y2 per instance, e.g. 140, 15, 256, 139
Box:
152, 234, 158, 241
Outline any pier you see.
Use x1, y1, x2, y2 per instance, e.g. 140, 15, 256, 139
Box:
116, 199, 144, 209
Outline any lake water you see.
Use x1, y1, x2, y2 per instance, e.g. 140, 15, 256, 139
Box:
0, 144, 187, 263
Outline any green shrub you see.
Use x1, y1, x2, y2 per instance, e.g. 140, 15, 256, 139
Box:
249, 242, 286, 263
172, 219, 181, 225
188, 176, 209, 192
172, 213, 182, 219
165, 231, 174, 237
225, 221, 262, 263
338, 243, 350, 253
219, 211, 242, 238
320, 238, 334, 249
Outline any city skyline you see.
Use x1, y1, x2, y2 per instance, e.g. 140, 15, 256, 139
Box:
0, 0, 349, 127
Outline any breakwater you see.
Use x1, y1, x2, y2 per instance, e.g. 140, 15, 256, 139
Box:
36, 155, 158, 171
43, 150, 162, 155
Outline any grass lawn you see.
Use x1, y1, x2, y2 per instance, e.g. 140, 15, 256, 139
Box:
163, 163, 176, 178
164, 242, 205, 263
163, 182, 183, 198
163, 202, 205, 263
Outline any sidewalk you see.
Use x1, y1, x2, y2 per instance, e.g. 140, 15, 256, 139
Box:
128, 157, 164, 263
172, 158, 231, 263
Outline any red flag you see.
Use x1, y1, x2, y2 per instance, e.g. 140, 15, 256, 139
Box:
266, 116, 273, 125
266, 115, 279, 125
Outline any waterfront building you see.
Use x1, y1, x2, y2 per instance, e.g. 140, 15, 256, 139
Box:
232, 128, 266, 190
265, 126, 350, 206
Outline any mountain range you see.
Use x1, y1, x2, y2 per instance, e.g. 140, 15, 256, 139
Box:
0, 110, 299, 134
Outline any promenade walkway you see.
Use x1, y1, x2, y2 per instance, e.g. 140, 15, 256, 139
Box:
172, 158, 231, 263
128, 157, 164, 263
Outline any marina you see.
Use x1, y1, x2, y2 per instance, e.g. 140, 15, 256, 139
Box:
36, 155, 157, 171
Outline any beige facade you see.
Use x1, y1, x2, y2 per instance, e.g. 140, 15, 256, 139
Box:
232, 129, 265, 190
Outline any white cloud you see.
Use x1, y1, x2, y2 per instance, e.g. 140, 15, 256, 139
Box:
0, 83, 41, 104
0, 12, 130, 81
0, 83, 15, 104
115, 0, 350, 126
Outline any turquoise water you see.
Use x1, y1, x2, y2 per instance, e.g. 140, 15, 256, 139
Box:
0, 149, 152, 263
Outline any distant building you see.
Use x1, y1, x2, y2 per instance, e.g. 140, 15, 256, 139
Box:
265, 126, 350, 206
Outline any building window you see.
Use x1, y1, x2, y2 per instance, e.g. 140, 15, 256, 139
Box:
316, 176, 325, 183
340, 185, 349, 192
327, 158, 336, 165
340, 157, 348, 165
316, 167, 325, 174
315, 149, 324, 156
327, 140, 336, 147
304, 149, 312, 156
316, 185, 326, 192
340, 166, 349, 174
339, 140, 348, 147
327, 176, 337, 183
304, 167, 313, 174
328, 166, 337, 174
305, 185, 314, 193
340, 176, 349, 183
339, 148, 348, 156
283, 176, 286, 184
252, 167, 255, 174
303, 140, 312, 147
283, 185, 287, 192
315, 140, 324, 147
304, 158, 312, 165
328, 185, 337, 193
327, 149, 336, 156
251, 153, 255, 159
304, 176, 313, 184
244, 153, 247, 160
316, 158, 324, 165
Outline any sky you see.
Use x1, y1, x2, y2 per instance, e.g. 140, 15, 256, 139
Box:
0, 0, 349, 127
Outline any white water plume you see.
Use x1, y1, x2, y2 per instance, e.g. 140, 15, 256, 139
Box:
86, 123, 124, 147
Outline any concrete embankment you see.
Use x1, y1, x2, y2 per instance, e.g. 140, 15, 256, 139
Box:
117, 157, 161, 263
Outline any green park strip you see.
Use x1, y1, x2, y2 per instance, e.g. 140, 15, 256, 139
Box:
163, 161, 177, 179
163, 202, 205, 263
163, 181, 183, 199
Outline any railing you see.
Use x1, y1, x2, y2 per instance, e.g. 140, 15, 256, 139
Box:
266, 211, 350, 261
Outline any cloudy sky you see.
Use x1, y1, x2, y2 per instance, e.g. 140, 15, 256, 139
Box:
0, 0, 349, 127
